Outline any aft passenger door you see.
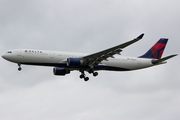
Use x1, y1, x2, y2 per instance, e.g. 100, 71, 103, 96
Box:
137, 59, 141, 65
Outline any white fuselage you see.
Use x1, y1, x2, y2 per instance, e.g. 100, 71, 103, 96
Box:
2, 49, 154, 71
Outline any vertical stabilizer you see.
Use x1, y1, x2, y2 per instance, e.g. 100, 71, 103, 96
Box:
139, 38, 168, 59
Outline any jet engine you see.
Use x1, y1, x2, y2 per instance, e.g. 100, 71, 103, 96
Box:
53, 67, 70, 76
67, 58, 84, 67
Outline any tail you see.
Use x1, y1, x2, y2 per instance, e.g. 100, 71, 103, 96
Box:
139, 38, 168, 59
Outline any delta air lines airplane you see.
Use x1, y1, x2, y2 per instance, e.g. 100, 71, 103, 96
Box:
2, 34, 177, 81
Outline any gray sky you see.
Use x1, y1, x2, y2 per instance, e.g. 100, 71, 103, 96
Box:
0, 0, 180, 120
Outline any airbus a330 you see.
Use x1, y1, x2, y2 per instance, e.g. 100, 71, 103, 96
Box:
2, 34, 177, 81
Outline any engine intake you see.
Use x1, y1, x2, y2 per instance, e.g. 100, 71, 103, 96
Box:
67, 58, 83, 67
53, 67, 70, 76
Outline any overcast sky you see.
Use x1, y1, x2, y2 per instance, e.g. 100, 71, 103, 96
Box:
0, 0, 180, 120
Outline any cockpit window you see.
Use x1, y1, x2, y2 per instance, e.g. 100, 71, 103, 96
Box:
6, 51, 12, 53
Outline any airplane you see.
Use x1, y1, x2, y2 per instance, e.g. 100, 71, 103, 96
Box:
2, 34, 177, 81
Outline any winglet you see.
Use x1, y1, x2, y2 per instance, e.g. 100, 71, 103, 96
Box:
137, 33, 144, 40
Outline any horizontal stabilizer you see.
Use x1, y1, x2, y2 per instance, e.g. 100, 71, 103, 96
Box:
152, 54, 178, 64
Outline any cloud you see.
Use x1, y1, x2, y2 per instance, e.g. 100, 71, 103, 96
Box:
0, 0, 180, 120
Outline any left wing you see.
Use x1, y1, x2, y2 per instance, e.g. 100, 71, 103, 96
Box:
81, 33, 144, 68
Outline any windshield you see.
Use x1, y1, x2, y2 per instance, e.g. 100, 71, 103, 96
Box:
6, 51, 12, 53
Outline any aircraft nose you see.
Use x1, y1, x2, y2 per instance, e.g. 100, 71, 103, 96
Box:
2, 54, 9, 60
2, 52, 17, 62
2, 54, 6, 59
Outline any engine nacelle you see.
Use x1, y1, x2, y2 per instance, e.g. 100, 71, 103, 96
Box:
53, 67, 70, 76
67, 58, 83, 67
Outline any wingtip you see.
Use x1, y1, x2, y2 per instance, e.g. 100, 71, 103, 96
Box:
137, 33, 144, 39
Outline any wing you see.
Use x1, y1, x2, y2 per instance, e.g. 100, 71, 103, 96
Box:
81, 33, 144, 68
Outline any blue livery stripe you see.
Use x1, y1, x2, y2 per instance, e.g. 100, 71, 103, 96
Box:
20, 62, 130, 71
